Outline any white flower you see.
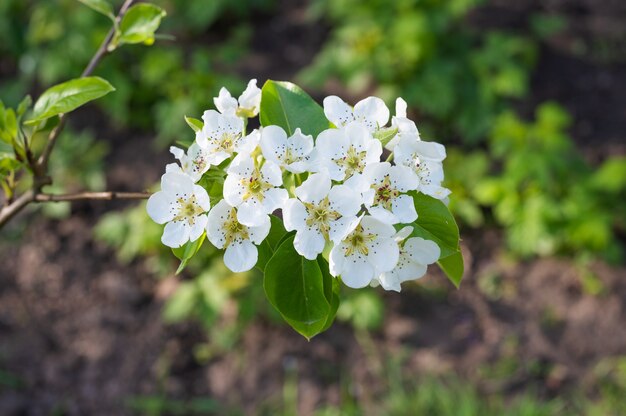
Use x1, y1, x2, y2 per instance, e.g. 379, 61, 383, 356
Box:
196, 110, 255, 165
214, 79, 262, 118
323, 95, 390, 132
283, 173, 362, 260
394, 137, 451, 200
329, 216, 399, 288
167, 143, 211, 182
312, 123, 382, 182
362, 162, 418, 225
378, 227, 441, 292
260, 126, 313, 173
206, 199, 270, 273
146, 172, 211, 248
223, 153, 288, 227
385, 97, 420, 151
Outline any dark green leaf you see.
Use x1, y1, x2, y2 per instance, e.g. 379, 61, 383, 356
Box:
172, 233, 205, 274
256, 215, 290, 272
410, 191, 460, 258
26, 77, 115, 125
318, 258, 340, 332
184, 115, 203, 133
438, 251, 464, 288
77, 0, 115, 21
116, 3, 166, 46
264, 236, 331, 338
260, 80, 330, 137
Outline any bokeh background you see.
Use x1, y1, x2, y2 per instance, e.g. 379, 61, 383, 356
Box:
1, 0, 625, 414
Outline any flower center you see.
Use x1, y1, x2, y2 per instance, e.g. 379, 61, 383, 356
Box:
372, 175, 399, 210
336, 146, 367, 178
304, 197, 340, 239
217, 132, 241, 152
173, 195, 205, 225
343, 224, 376, 257
223, 208, 249, 246
241, 170, 272, 202
282, 148, 297, 165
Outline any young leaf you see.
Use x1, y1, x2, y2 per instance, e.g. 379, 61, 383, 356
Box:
184, 115, 203, 133
26, 77, 115, 125
410, 191, 460, 258
77, 0, 115, 21
116, 3, 166, 46
438, 250, 464, 288
16, 95, 32, 118
172, 233, 206, 274
260, 80, 330, 137
264, 236, 331, 331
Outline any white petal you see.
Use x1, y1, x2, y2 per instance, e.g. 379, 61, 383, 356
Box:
354, 96, 390, 131
289, 128, 314, 157
161, 221, 190, 248
223, 173, 245, 207
169, 146, 185, 160
189, 215, 208, 242
236, 129, 260, 155
328, 216, 360, 243
146, 192, 175, 224
227, 153, 254, 176
421, 185, 451, 200
262, 188, 288, 213
341, 255, 375, 289
238, 79, 261, 115
361, 215, 396, 239
206, 200, 232, 249
394, 226, 413, 241
193, 185, 211, 211
294, 229, 325, 260
295, 173, 331, 204
395, 97, 408, 118
405, 237, 441, 265
323, 95, 354, 127
378, 271, 402, 292
214, 87, 238, 115
237, 199, 267, 227
328, 184, 362, 217
368, 206, 399, 225
368, 237, 399, 273
261, 160, 283, 187
165, 163, 182, 174
161, 172, 194, 196
390, 165, 419, 191
391, 194, 418, 223
248, 214, 271, 244
260, 125, 288, 165
224, 240, 258, 273
283, 199, 308, 232
328, 244, 345, 277
414, 141, 446, 162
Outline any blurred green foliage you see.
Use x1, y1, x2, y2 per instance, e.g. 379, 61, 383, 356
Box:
447, 103, 626, 261
0, 0, 273, 145
302, 0, 537, 143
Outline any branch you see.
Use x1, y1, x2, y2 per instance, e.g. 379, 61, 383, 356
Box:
35, 191, 151, 202
37, 0, 136, 173
0, 0, 137, 229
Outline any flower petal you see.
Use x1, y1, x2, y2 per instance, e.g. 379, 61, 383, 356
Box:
294, 229, 325, 260
391, 194, 418, 224
206, 200, 231, 249
341, 255, 375, 288
214, 87, 238, 115
238, 79, 261, 115
146, 191, 175, 224
189, 214, 208, 242
295, 173, 331, 204
405, 237, 441, 265
237, 199, 267, 227
161, 221, 190, 248
323, 95, 354, 127
248, 214, 271, 244
354, 96, 389, 131
224, 240, 258, 273
260, 125, 288, 165
283, 199, 308, 232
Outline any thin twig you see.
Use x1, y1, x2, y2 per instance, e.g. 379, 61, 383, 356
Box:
35, 191, 151, 202
0, 0, 138, 229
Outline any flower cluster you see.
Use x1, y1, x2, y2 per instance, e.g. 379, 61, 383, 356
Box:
147, 80, 450, 291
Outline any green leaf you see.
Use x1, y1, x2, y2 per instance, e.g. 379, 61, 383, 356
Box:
77, 0, 115, 21
16, 95, 32, 118
318, 257, 340, 332
438, 251, 464, 288
256, 215, 291, 272
373, 126, 398, 147
264, 236, 332, 339
184, 115, 203, 133
260, 80, 330, 137
26, 77, 115, 125
410, 191, 460, 258
116, 3, 166, 47
172, 233, 205, 274
0, 108, 17, 145
0, 153, 21, 176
